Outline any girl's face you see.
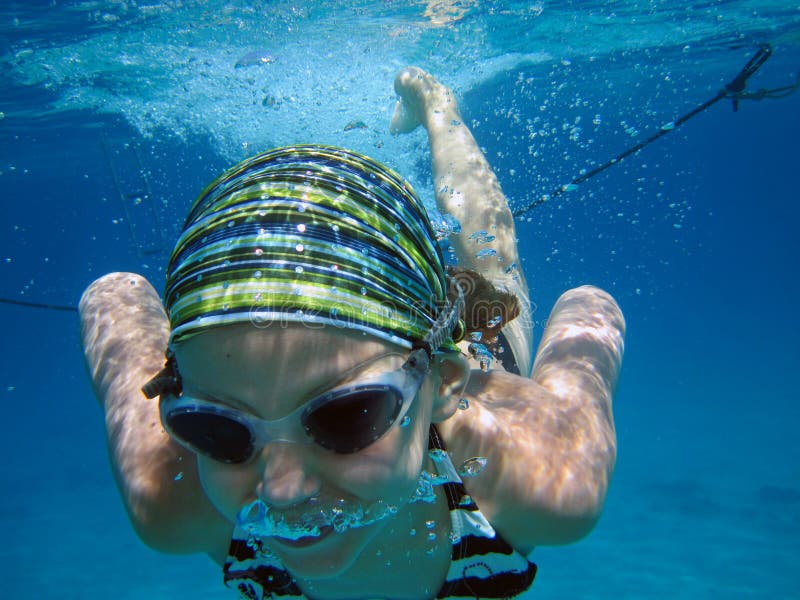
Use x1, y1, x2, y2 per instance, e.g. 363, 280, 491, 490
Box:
173, 324, 437, 579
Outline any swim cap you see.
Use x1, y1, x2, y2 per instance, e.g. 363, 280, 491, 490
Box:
164, 145, 456, 351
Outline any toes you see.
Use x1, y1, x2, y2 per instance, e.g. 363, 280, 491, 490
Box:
394, 66, 426, 95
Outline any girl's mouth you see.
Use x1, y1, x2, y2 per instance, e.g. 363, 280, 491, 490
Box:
274, 524, 335, 548
236, 498, 399, 541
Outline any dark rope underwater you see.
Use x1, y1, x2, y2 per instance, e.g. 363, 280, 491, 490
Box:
512, 44, 796, 218
0, 297, 78, 312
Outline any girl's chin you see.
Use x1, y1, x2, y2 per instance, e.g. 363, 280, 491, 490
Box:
266, 520, 384, 580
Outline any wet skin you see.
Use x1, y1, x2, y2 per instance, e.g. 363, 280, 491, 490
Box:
174, 324, 459, 592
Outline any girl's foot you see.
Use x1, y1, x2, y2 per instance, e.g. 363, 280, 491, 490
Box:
390, 66, 461, 133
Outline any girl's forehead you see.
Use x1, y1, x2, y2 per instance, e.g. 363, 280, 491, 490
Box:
177, 323, 402, 363
173, 324, 407, 414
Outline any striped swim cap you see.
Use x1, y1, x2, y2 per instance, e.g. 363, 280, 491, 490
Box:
164, 145, 458, 351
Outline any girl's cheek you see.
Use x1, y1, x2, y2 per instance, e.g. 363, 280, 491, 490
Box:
351, 412, 429, 502
197, 457, 258, 522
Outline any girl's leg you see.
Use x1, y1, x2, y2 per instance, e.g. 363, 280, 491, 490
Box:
391, 67, 533, 376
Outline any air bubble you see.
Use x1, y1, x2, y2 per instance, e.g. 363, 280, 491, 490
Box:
400, 415, 411, 428
468, 342, 493, 371
428, 449, 448, 463
254, 248, 263, 256
459, 457, 488, 478
425, 520, 436, 530
236, 497, 398, 542
487, 315, 503, 328
295, 266, 304, 274
254, 270, 262, 278
295, 243, 304, 252
297, 223, 307, 233
458, 398, 469, 410
431, 212, 462, 240
468, 230, 494, 244
360, 286, 367, 295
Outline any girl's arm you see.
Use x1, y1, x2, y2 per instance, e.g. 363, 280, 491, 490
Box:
437, 285, 624, 552
80, 272, 231, 557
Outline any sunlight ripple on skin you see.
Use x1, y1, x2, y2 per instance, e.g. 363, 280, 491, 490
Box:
465, 285, 622, 527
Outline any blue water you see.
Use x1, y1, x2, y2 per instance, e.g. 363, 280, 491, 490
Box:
1, 1, 799, 598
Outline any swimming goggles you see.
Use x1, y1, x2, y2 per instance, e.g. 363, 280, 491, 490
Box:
145, 285, 465, 462
158, 349, 430, 463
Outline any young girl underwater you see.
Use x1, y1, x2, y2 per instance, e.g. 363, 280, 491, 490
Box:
80, 67, 624, 599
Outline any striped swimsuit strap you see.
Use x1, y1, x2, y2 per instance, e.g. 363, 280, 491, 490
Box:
428, 425, 537, 599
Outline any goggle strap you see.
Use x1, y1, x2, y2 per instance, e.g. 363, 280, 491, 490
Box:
419, 284, 465, 356
142, 351, 183, 399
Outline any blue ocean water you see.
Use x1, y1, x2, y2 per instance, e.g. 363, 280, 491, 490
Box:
1, 1, 799, 598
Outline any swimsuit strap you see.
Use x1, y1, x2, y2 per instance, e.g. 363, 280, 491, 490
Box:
428, 425, 538, 599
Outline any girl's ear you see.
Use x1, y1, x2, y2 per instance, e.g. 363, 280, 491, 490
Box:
430, 353, 471, 423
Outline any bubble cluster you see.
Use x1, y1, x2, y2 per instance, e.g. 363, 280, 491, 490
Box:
237, 497, 399, 541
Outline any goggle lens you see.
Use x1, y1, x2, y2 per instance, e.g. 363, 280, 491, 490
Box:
161, 349, 429, 463
166, 408, 254, 464
303, 385, 403, 453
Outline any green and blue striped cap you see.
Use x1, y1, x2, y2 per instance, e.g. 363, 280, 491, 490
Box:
164, 145, 459, 352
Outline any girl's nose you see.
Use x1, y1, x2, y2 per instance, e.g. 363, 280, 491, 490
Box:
256, 442, 321, 507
